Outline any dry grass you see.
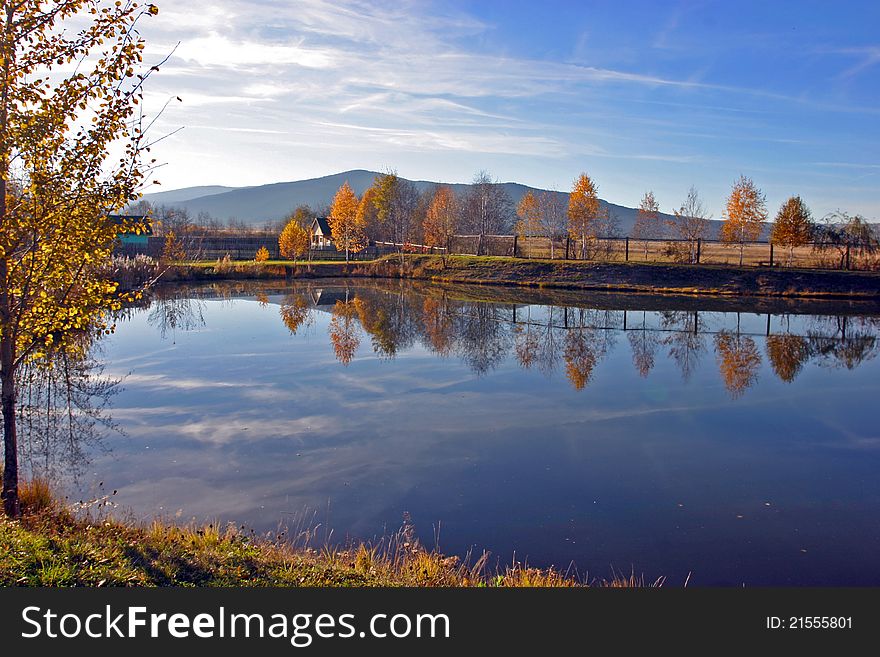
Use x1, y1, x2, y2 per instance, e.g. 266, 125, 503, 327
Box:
0, 479, 662, 588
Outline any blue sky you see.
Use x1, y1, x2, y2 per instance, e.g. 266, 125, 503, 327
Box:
141, 0, 879, 218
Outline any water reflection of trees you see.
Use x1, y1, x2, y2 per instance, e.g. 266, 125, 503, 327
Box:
659, 311, 706, 383
329, 300, 361, 366
714, 331, 761, 398
15, 338, 120, 483
271, 286, 880, 397
146, 288, 207, 340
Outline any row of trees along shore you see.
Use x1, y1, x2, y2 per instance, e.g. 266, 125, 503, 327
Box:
263, 171, 875, 266
134, 170, 874, 269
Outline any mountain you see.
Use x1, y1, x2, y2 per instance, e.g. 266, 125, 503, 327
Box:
140, 185, 242, 206
142, 169, 707, 237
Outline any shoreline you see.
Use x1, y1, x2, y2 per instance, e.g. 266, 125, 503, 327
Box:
161, 255, 880, 301
0, 483, 651, 587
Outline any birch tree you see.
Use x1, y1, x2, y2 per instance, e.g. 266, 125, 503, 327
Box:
328, 181, 365, 262
1, 1, 161, 517
721, 175, 767, 266
567, 173, 601, 259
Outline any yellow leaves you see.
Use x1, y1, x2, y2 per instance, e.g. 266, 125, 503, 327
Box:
278, 220, 309, 260
329, 182, 367, 255
721, 175, 767, 247
567, 172, 601, 239
423, 185, 457, 248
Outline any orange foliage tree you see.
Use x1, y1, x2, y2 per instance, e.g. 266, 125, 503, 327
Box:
770, 196, 813, 265
567, 173, 601, 259
720, 175, 767, 265
423, 185, 458, 263
329, 182, 366, 262
278, 218, 310, 263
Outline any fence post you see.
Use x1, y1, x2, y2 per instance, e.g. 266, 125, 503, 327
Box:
513, 234, 518, 258
769, 242, 774, 267
625, 237, 629, 262
845, 244, 850, 270
565, 237, 570, 260
696, 238, 701, 264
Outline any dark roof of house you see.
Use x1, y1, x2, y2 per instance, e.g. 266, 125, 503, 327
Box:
109, 214, 153, 236
312, 216, 332, 237
311, 289, 349, 307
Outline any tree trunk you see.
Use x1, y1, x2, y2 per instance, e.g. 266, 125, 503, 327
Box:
0, 168, 20, 517
1, 308, 18, 518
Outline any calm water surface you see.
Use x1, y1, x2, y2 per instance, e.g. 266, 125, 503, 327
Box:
42, 280, 880, 585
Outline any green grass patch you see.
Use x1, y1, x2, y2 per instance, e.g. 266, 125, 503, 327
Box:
0, 481, 659, 587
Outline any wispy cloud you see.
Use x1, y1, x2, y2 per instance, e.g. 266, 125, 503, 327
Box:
132, 0, 880, 218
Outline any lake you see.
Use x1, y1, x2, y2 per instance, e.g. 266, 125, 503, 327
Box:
27, 279, 880, 586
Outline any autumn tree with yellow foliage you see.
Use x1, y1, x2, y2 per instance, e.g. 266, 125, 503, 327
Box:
422, 185, 457, 265
278, 218, 310, 263
720, 175, 768, 266
770, 196, 813, 265
567, 173, 601, 259
515, 191, 544, 258
329, 182, 366, 263
1, 1, 161, 517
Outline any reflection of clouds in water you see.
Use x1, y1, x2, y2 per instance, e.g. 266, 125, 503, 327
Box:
87, 283, 880, 583
115, 372, 267, 390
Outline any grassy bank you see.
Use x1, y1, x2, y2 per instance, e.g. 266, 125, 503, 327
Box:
0, 481, 650, 587
165, 254, 880, 299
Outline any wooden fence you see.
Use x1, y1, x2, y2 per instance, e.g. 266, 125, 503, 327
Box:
446, 234, 878, 271
116, 232, 878, 271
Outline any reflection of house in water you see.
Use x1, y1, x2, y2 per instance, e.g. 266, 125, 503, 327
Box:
309, 288, 350, 310
309, 217, 333, 250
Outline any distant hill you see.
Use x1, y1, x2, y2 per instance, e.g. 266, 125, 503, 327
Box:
142, 169, 732, 238
141, 185, 242, 206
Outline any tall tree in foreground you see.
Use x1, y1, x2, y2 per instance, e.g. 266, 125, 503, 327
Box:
1, 1, 161, 517
770, 196, 813, 266
515, 191, 544, 258
631, 190, 661, 259
422, 185, 457, 265
567, 173, 601, 259
328, 182, 365, 263
671, 186, 711, 263
720, 175, 767, 266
